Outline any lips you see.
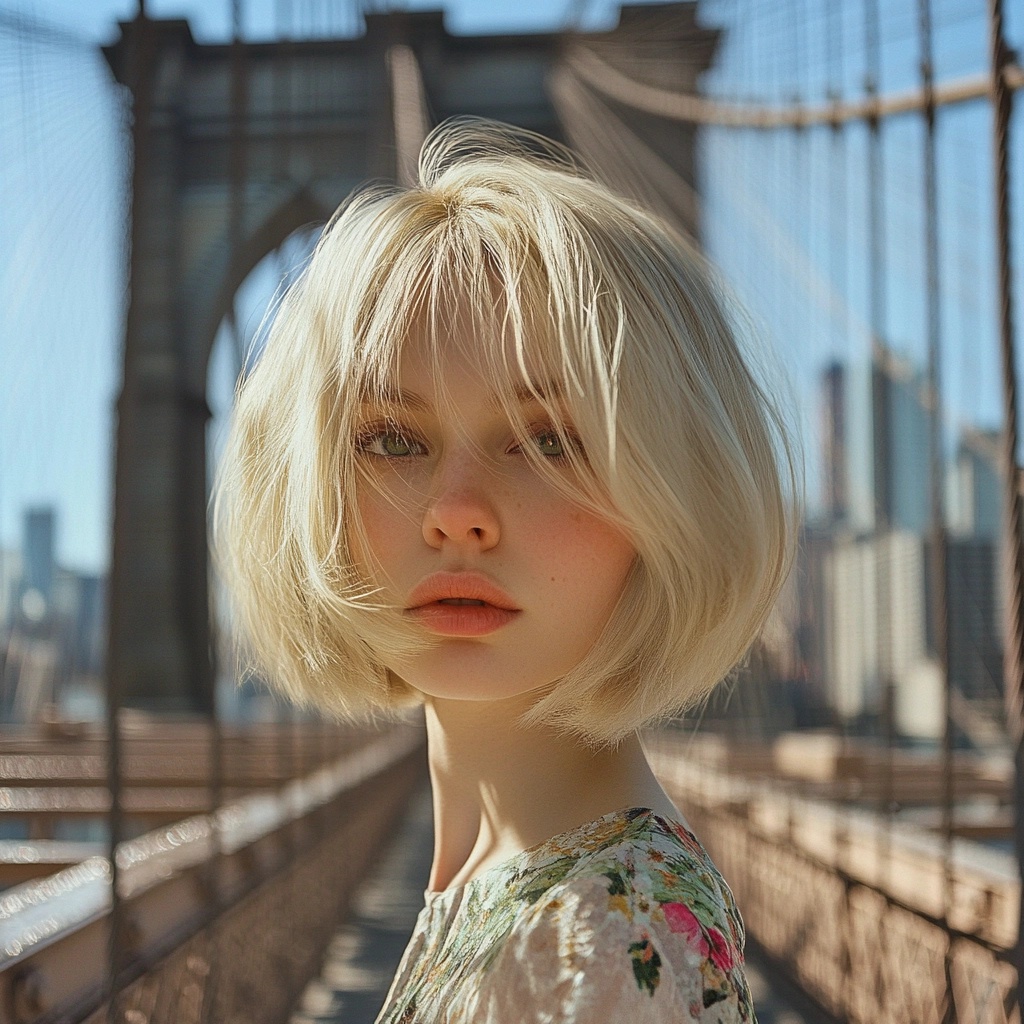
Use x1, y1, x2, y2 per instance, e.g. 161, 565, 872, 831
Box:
405, 572, 520, 637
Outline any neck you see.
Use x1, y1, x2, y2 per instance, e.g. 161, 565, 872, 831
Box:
422, 691, 681, 893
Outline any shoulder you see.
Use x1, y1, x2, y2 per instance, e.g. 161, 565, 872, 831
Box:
475, 811, 756, 1023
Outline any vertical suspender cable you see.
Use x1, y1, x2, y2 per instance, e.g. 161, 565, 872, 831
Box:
271, 0, 318, 823
274, 0, 293, 186
864, 0, 894, 902
863, 6, 895, 1013
107, 3, 151, 1020
266, 0, 294, 823
227, 0, 248, 371
986, 1, 1024, 1016
198, 2, 246, 1018
917, 1, 955, 1019
825, 0, 854, 1013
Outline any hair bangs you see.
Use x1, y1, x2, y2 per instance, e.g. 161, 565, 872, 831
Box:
355, 196, 627, 529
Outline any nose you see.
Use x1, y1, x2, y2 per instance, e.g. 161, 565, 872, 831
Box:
422, 450, 501, 551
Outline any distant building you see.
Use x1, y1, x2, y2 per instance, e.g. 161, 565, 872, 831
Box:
1, 508, 106, 722
814, 354, 1005, 738
949, 427, 1001, 542
825, 531, 911, 724
874, 348, 932, 532
52, 568, 106, 680
843, 348, 932, 534
791, 520, 834, 708
824, 531, 1002, 739
844, 357, 875, 532
0, 547, 22, 630
821, 361, 847, 525
75, 574, 106, 678
21, 507, 56, 621
944, 540, 1002, 700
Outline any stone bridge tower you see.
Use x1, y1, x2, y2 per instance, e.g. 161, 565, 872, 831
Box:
102, 4, 718, 710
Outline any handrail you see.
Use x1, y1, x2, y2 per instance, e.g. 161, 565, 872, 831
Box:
646, 733, 1018, 947
0, 722, 425, 1024
645, 731, 1019, 1022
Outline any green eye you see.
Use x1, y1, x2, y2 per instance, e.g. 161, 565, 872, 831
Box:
382, 433, 415, 456
356, 427, 424, 457
535, 430, 566, 457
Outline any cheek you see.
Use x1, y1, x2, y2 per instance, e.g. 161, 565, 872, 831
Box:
539, 505, 636, 600
350, 482, 414, 580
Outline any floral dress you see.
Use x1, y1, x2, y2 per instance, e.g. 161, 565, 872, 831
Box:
375, 806, 757, 1023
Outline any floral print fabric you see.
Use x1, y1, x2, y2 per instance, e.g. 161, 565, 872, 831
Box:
375, 806, 757, 1023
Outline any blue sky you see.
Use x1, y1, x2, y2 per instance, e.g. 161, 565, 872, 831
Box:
0, 0, 1020, 573
9, 0, 626, 42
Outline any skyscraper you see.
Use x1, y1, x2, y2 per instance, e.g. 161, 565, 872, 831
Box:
949, 427, 1000, 542
821, 361, 847, 525
872, 346, 931, 534
22, 507, 56, 621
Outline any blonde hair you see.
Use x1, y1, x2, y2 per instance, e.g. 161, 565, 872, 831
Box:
212, 118, 800, 747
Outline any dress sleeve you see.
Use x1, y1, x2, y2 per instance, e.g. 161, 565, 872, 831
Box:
472, 874, 756, 1024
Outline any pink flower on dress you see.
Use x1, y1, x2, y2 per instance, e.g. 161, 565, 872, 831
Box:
661, 902, 710, 957
707, 927, 736, 971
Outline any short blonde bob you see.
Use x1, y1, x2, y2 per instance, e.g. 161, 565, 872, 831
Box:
212, 117, 800, 748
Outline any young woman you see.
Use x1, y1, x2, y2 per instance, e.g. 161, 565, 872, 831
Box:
214, 118, 797, 1023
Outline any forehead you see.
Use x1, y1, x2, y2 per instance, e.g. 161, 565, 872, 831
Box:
370, 297, 564, 403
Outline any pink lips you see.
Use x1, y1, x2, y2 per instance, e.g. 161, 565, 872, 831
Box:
405, 572, 521, 637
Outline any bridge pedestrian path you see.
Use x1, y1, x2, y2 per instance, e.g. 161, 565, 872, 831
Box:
290, 784, 828, 1024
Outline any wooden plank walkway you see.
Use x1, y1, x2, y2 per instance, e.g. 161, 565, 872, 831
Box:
290, 783, 435, 1024
291, 784, 829, 1024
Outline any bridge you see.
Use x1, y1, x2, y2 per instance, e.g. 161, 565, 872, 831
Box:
1, 0, 1023, 1021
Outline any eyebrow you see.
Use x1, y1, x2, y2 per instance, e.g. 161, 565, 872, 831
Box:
510, 380, 565, 403
359, 380, 564, 409
359, 387, 430, 411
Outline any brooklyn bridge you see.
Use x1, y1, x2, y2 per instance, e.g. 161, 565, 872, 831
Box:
0, 0, 1022, 1021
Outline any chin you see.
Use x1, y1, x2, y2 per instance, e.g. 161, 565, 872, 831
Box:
413, 679, 545, 704
400, 664, 557, 706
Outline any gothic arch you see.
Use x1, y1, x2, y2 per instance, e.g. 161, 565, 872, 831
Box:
195, 187, 331, 389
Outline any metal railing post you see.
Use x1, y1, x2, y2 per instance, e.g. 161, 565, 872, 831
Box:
987, 1, 1024, 1017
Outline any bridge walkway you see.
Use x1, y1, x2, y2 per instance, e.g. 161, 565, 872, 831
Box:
291, 784, 830, 1024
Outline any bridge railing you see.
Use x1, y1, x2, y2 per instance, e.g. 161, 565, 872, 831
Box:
0, 722, 426, 1024
0, 720, 370, 848
646, 729, 1020, 1024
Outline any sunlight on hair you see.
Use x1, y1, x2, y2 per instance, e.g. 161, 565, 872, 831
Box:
211, 116, 801, 747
